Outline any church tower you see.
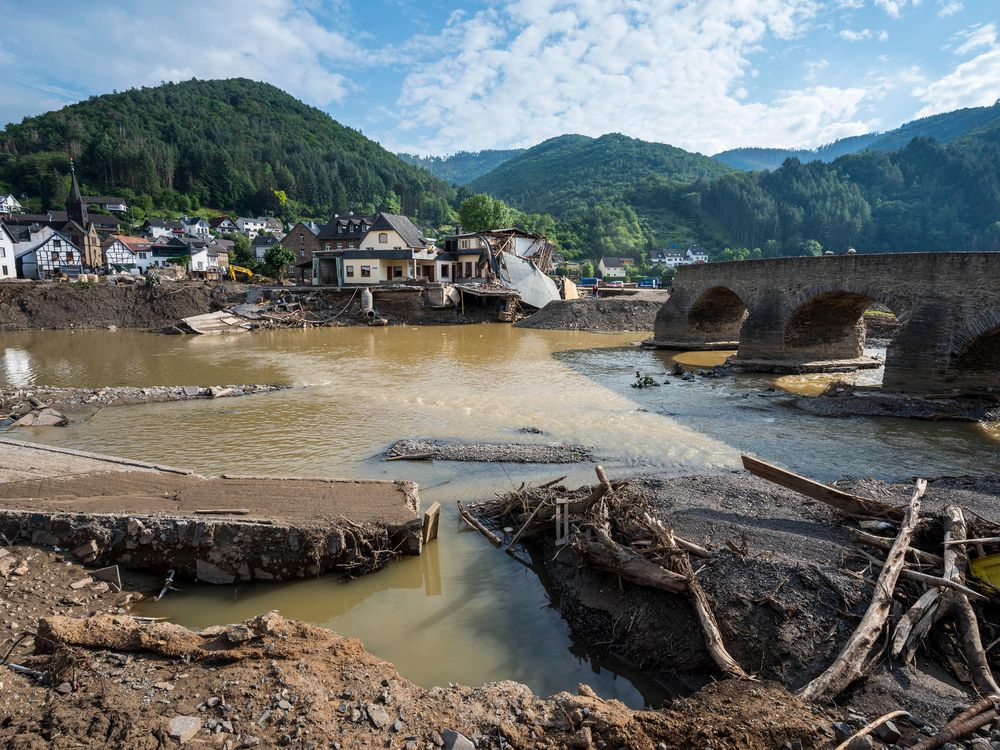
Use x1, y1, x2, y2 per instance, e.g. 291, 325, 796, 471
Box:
66, 159, 88, 227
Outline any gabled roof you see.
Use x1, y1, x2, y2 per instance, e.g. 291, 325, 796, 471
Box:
0, 223, 15, 244
144, 218, 184, 230
252, 234, 279, 247
208, 216, 235, 228
600, 256, 634, 268
16, 229, 80, 259
368, 213, 428, 249
104, 234, 151, 254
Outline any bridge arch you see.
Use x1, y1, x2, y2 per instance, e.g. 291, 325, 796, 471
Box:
952, 308, 1000, 376
782, 283, 909, 361
686, 285, 749, 344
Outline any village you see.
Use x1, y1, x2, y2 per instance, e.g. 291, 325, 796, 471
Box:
0, 164, 707, 311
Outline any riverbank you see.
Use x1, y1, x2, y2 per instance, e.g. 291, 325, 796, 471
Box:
471, 469, 1000, 734
515, 296, 665, 332
0, 542, 825, 750
784, 383, 1000, 423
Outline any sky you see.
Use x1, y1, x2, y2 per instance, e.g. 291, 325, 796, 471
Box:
1, 0, 998, 156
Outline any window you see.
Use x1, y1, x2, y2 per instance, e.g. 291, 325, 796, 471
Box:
1, 266, 6, 276
441, 265, 449, 278
465, 262, 473, 277
52, 251, 60, 263
337, 242, 344, 249
346, 265, 354, 277
138, 252, 147, 260
54, 239, 62, 249
299, 234, 304, 244
324, 243, 331, 251
361, 266, 372, 278
299, 250, 305, 259
378, 233, 388, 244
393, 266, 402, 278
460, 239, 469, 249
337, 225, 343, 233
66, 252, 74, 263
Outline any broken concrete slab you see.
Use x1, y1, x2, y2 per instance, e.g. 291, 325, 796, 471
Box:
168, 715, 202, 744
70, 577, 93, 590
91, 565, 121, 590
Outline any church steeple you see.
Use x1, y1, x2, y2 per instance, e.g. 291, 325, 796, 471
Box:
66, 158, 88, 227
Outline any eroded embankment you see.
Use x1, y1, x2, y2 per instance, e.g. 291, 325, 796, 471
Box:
472, 471, 1000, 732
0, 280, 247, 331
0, 439, 423, 581
515, 297, 664, 332
0, 540, 826, 750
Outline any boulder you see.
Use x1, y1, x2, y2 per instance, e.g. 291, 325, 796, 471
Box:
168, 716, 202, 744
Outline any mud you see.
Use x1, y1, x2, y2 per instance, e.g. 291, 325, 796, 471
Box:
1, 384, 287, 419
506, 473, 1000, 728
515, 298, 664, 332
387, 438, 594, 463
0, 280, 247, 331
0, 541, 830, 750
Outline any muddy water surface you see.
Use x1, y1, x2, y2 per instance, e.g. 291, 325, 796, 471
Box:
3, 325, 997, 705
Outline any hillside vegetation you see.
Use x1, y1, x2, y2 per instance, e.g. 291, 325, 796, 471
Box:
0, 78, 456, 223
713, 101, 1000, 171
397, 149, 523, 184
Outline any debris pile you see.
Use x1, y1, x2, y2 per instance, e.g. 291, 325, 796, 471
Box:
386, 438, 594, 464
462, 460, 1000, 748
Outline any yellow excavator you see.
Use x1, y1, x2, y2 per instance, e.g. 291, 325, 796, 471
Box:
228, 265, 254, 281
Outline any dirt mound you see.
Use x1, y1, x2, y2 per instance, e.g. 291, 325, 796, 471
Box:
0, 281, 246, 331
515, 297, 663, 332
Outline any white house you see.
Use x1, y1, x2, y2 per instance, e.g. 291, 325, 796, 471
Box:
102, 235, 151, 271
236, 217, 267, 239
598, 256, 633, 279
182, 217, 210, 238
0, 224, 16, 279
83, 195, 128, 212
14, 230, 82, 279
142, 218, 184, 239
0, 194, 23, 215
209, 216, 238, 234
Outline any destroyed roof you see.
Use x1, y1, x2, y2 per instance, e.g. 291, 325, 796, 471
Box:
369, 212, 428, 249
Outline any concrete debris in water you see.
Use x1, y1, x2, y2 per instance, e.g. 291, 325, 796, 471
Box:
386, 438, 594, 464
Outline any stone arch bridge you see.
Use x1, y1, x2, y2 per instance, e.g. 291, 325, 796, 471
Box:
648, 253, 1000, 393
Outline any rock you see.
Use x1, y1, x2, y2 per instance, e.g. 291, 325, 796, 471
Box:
277, 699, 293, 710
442, 729, 475, 750
31, 529, 60, 546
874, 720, 902, 744
833, 722, 854, 742
240, 736, 260, 747
72, 540, 100, 560
570, 727, 593, 748
13, 408, 69, 427
183, 386, 202, 397
392, 718, 404, 732
430, 731, 445, 747
226, 625, 252, 643
0, 557, 16, 577
70, 577, 93, 590
56, 682, 72, 694
168, 715, 202, 744
197, 560, 236, 585
367, 703, 391, 729
846, 736, 873, 750
153, 681, 174, 691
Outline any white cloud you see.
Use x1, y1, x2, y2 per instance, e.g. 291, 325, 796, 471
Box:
393, 0, 881, 155
874, 0, 921, 18
0, 0, 359, 127
839, 28, 889, 41
804, 59, 831, 81
952, 23, 997, 55
915, 48, 1000, 116
938, 1, 963, 17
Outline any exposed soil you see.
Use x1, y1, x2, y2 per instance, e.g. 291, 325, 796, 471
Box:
515, 298, 664, 332
505, 473, 1000, 731
386, 438, 594, 463
0, 281, 247, 331
0, 540, 830, 750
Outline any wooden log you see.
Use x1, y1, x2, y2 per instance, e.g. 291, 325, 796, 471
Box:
943, 504, 1000, 697
798, 479, 926, 703
945, 537, 1000, 547
742, 455, 902, 520
892, 587, 942, 662
571, 525, 688, 594
833, 710, 911, 750
850, 528, 943, 566
912, 707, 998, 750
645, 514, 749, 679
854, 549, 988, 602
457, 501, 503, 548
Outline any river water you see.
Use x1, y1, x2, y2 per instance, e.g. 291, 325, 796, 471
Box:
2, 326, 997, 706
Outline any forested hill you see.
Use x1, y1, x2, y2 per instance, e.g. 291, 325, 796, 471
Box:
714, 101, 1000, 171
397, 149, 523, 184
0, 78, 456, 222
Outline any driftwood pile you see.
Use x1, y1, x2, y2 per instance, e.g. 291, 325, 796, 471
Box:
461, 458, 1000, 747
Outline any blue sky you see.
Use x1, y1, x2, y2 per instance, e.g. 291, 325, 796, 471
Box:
1, 0, 998, 156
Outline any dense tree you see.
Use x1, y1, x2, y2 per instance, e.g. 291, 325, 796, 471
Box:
458, 194, 514, 231
264, 244, 295, 279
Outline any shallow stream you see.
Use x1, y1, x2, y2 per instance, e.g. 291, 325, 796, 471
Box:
2, 325, 997, 706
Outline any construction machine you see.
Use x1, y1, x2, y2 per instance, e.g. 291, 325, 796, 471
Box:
229, 265, 254, 281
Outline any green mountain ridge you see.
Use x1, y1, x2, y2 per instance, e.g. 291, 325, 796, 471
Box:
0, 78, 456, 223
397, 149, 524, 184
713, 101, 1000, 171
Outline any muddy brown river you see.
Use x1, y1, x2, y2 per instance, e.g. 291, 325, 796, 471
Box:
2, 325, 997, 706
